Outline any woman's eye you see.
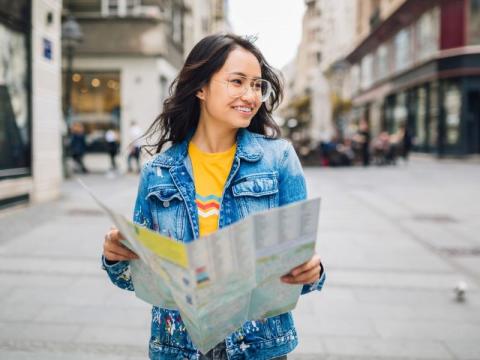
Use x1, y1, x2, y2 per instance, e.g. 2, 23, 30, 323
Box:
229, 78, 243, 86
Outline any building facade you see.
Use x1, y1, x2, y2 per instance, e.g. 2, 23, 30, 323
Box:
183, 0, 230, 54
63, 0, 185, 162
62, 0, 228, 164
279, 0, 358, 150
0, 0, 63, 209
347, 0, 480, 156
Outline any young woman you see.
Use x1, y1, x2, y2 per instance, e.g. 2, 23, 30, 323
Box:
102, 33, 325, 360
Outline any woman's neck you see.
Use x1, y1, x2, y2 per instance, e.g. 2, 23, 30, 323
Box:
191, 120, 237, 153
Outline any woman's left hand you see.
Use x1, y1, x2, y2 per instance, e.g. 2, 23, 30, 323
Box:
281, 253, 322, 285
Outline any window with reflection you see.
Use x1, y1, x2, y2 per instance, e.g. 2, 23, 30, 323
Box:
66, 71, 121, 152
0, 0, 31, 179
415, 7, 439, 61
360, 53, 373, 90
393, 92, 407, 134
375, 44, 388, 82
444, 82, 461, 146
429, 81, 439, 148
415, 87, 427, 147
394, 29, 412, 72
470, 0, 480, 45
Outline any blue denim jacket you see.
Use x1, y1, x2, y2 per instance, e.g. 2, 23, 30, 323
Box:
102, 129, 326, 359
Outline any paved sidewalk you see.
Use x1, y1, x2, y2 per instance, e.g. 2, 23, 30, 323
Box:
0, 157, 479, 359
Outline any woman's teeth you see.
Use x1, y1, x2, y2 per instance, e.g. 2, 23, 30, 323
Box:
234, 106, 252, 113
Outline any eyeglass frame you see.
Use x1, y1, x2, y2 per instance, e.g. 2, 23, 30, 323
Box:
211, 72, 273, 102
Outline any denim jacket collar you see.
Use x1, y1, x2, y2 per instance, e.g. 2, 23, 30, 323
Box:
151, 128, 264, 167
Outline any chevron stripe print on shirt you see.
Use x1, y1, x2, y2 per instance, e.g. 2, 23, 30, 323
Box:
195, 193, 221, 218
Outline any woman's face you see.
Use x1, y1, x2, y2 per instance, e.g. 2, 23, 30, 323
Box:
197, 47, 263, 130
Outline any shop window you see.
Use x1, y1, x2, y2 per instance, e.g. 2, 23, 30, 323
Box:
444, 82, 462, 146
375, 44, 388, 82
415, 87, 427, 147
360, 53, 373, 90
350, 64, 360, 95
0, 11, 31, 178
393, 92, 407, 134
394, 29, 412, 73
429, 81, 439, 148
469, 0, 480, 45
66, 72, 121, 152
415, 7, 439, 61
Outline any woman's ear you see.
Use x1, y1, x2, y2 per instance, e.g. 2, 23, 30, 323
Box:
196, 88, 205, 100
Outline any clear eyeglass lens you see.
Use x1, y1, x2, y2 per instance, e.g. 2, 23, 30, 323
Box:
226, 76, 272, 102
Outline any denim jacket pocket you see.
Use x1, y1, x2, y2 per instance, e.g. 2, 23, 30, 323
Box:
146, 185, 186, 240
232, 173, 279, 218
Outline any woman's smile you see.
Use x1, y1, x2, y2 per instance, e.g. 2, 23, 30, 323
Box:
232, 105, 254, 116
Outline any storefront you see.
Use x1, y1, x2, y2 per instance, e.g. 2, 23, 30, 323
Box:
66, 70, 121, 152
0, 0, 63, 210
347, 0, 480, 157
382, 79, 477, 155
0, 1, 32, 181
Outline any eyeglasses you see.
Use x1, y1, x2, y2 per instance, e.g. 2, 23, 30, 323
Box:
213, 73, 273, 102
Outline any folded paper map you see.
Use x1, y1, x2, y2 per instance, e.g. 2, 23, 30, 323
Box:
79, 179, 321, 353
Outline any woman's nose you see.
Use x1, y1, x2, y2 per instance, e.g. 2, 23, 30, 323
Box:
240, 85, 257, 103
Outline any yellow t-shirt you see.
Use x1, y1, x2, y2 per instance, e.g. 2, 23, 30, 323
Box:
188, 141, 236, 237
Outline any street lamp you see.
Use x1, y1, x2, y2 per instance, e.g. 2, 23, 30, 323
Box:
61, 15, 83, 177
62, 15, 83, 123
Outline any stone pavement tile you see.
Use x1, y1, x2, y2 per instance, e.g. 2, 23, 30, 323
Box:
0, 302, 44, 322
373, 319, 480, 341
444, 340, 480, 360
400, 221, 476, 250
310, 295, 417, 322
349, 190, 412, 219
0, 256, 101, 277
328, 269, 475, 291
293, 333, 327, 354
321, 337, 454, 359
2, 283, 105, 307
294, 313, 377, 337
0, 337, 148, 359
75, 325, 149, 347
440, 221, 480, 246
0, 350, 130, 360
34, 304, 150, 329
319, 234, 452, 273
353, 288, 457, 307
454, 257, 480, 278
0, 271, 78, 289
0, 322, 82, 342
410, 301, 480, 323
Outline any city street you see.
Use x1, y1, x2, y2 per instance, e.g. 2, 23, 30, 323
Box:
0, 156, 479, 360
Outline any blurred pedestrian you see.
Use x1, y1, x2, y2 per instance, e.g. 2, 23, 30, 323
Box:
105, 127, 119, 171
69, 122, 88, 174
127, 121, 142, 173
399, 123, 412, 163
101, 33, 325, 360
353, 118, 370, 166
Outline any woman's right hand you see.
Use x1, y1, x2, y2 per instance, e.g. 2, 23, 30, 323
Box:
103, 227, 139, 261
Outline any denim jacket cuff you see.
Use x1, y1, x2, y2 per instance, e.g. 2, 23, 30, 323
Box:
301, 264, 326, 295
101, 255, 129, 274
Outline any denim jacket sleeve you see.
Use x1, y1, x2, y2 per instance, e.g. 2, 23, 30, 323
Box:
101, 163, 153, 291
278, 141, 326, 295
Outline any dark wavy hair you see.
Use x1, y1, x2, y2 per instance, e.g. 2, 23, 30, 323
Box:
142, 33, 283, 154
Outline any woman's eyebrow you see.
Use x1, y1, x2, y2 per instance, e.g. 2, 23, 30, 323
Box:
229, 71, 261, 79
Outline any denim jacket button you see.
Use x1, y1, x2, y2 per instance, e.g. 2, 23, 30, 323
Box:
163, 201, 170, 207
